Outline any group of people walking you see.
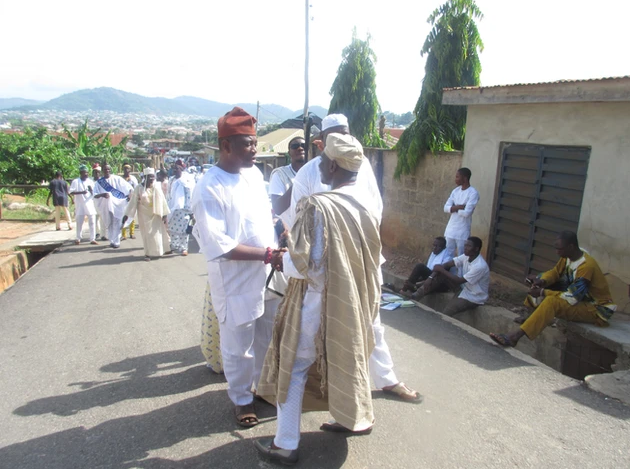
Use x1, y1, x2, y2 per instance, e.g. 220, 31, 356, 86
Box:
50, 160, 197, 261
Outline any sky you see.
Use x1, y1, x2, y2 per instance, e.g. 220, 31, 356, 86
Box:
1, 0, 629, 114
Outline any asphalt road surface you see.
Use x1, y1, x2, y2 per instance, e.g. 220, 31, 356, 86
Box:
1, 237, 629, 468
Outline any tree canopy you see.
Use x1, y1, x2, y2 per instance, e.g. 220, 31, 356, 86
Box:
328, 29, 384, 148
395, 0, 483, 177
0, 121, 129, 184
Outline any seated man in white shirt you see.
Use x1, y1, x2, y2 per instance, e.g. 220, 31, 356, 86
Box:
400, 236, 452, 297
425, 236, 490, 316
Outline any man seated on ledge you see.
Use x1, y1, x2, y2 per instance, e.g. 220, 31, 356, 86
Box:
400, 236, 452, 297
490, 231, 616, 347
420, 236, 490, 316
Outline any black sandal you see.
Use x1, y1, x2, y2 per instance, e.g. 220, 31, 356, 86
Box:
235, 403, 259, 428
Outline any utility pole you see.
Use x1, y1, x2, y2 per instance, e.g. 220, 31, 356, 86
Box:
303, 0, 311, 160
255, 101, 260, 133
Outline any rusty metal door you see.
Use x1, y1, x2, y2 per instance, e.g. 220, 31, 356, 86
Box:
489, 143, 590, 280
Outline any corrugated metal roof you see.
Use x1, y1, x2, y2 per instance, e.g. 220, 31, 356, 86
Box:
443, 76, 630, 92
257, 128, 304, 153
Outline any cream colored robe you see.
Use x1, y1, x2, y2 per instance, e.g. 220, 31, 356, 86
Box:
125, 183, 170, 257
258, 191, 382, 431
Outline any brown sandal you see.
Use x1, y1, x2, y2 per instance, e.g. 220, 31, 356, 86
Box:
235, 403, 259, 428
382, 382, 424, 403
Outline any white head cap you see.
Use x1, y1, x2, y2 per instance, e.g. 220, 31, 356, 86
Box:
321, 114, 349, 131
143, 167, 155, 176
324, 133, 364, 172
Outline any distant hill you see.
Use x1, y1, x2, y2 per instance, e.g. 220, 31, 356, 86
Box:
0, 98, 45, 110
9, 87, 329, 122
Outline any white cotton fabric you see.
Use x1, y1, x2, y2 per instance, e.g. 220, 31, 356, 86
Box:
321, 114, 348, 131
284, 155, 383, 229
427, 249, 453, 270
443, 185, 480, 241
69, 177, 96, 217
268, 164, 296, 196
453, 254, 490, 304
191, 165, 274, 327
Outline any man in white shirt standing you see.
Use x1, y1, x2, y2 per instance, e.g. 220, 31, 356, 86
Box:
268, 135, 306, 221
69, 164, 98, 245
443, 168, 479, 258
191, 107, 284, 429
284, 114, 421, 404
428, 236, 490, 316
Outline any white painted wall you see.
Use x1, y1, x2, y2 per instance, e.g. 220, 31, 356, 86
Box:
462, 102, 630, 310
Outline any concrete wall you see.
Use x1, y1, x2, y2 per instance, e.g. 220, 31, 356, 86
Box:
461, 101, 630, 311
364, 148, 463, 256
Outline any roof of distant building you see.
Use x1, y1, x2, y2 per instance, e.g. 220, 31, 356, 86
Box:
257, 128, 304, 153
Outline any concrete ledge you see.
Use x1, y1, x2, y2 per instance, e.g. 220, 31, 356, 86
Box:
0, 251, 28, 294
585, 371, 630, 406
382, 269, 630, 374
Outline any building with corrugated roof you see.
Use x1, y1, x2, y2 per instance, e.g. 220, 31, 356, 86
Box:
442, 76, 630, 308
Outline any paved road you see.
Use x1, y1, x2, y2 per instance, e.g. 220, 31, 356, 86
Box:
1, 237, 629, 468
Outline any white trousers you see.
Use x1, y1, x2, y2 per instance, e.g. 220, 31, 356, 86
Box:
95, 214, 106, 238
274, 308, 393, 450
107, 217, 122, 247
446, 237, 466, 259
370, 312, 398, 389
76, 214, 96, 242
274, 357, 313, 450
218, 296, 279, 406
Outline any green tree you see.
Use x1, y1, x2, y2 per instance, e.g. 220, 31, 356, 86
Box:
60, 119, 128, 168
0, 127, 78, 184
131, 133, 145, 146
180, 142, 202, 151
328, 29, 384, 148
395, 0, 483, 177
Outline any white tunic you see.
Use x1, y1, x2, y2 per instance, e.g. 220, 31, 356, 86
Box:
426, 249, 452, 270
191, 165, 274, 327
443, 186, 480, 240
69, 177, 96, 217
284, 155, 383, 229
453, 254, 490, 304
93, 175, 132, 222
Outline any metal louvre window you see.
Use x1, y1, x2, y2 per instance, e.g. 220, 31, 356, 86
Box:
489, 143, 590, 280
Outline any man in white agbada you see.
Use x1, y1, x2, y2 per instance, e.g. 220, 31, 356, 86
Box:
255, 133, 382, 464
69, 164, 98, 245
443, 167, 480, 258
191, 107, 284, 428
168, 160, 196, 256
283, 113, 422, 403
93, 164, 133, 249
123, 168, 170, 261
268, 134, 306, 221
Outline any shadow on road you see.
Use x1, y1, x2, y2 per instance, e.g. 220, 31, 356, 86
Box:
3, 391, 235, 469
554, 383, 630, 420
57, 255, 143, 268
118, 432, 349, 469
380, 306, 534, 372
14, 346, 222, 417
